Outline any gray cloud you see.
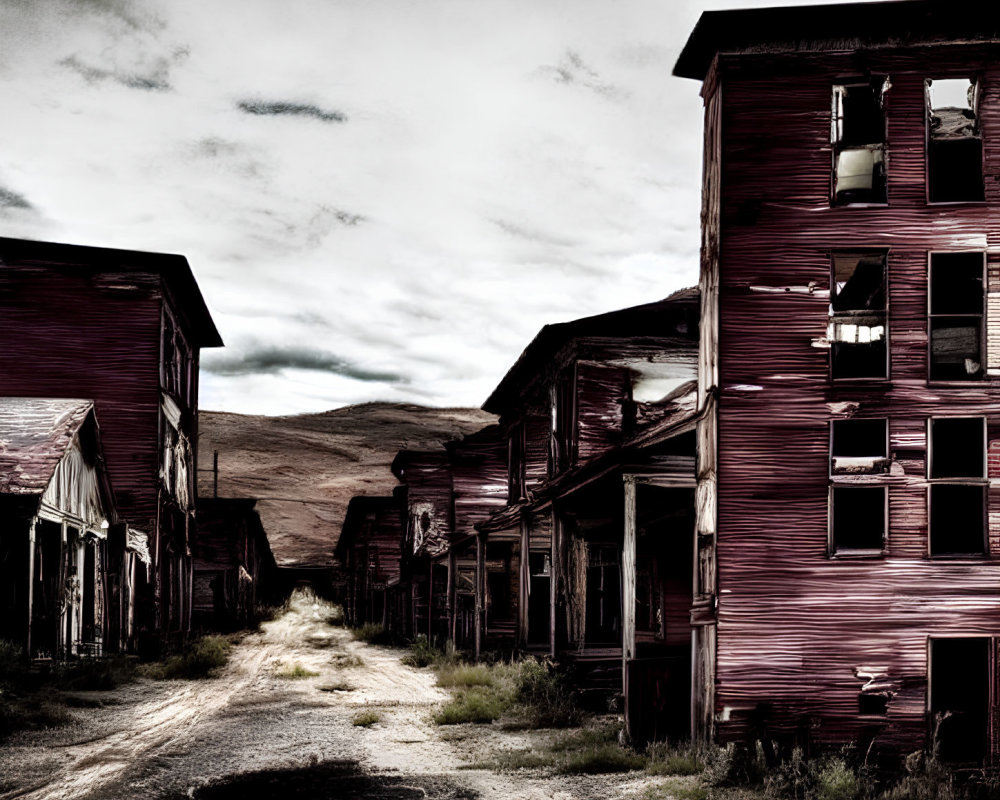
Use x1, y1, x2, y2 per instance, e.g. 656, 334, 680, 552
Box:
60, 55, 171, 91
540, 50, 625, 99
203, 346, 405, 383
0, 187, 31, 209
236, 100, 347, 123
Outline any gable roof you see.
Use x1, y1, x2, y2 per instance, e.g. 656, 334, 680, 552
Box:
674, 0, 1000, 81
483, 288, 699, 416
0, 236, 222, 348
0, 397, 98, 495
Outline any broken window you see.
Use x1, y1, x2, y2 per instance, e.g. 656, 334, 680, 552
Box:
831, 486, 885, 553
831, 418, 889, 475
830, 252, 887, 379
926, 78, 984, 203
549, 373, 576, 475
928, 417, 986, 556
832, 78, 888, 205
929, 252, 984, 381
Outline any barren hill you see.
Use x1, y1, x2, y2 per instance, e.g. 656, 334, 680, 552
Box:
197, 403, 496, 568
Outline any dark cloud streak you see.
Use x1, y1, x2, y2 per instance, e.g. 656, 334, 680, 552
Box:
237, 100, 347, 123
60, 56, 171, 91
204, 346, 405, 383
0, 187, 31, 209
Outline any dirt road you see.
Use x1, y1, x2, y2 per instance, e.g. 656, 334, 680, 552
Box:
0, 593, 656, 800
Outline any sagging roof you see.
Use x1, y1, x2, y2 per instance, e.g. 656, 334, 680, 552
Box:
674, 0, 1000, 81
0, 236, 223, 348
0, 397, 97, 495
336, 495, 400, 558
483, 287, 699, 416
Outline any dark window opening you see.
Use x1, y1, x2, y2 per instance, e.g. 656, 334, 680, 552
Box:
859, 693, 890, 716
830, 252, 887, 379
929, 253, 984, 381
927, 79, 984, 203
929, 417, 984, 478
831, 486, 885, 552
929, 638, 989, 764
550, 374, 576, 475
585, 545, 621, 644
832, 78, 888, 205
831, 418, 889, 475
528, 551, 550, 646
930, 485, 985, 555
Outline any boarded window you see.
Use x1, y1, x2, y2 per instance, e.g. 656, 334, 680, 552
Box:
928, 417, 986, 556
832, 78, 888, 205
830, 252, 887, 379
926, 79, 984, 203
831, 486, 885, 552
929, 253, 984, 381
831, 418, 888, 475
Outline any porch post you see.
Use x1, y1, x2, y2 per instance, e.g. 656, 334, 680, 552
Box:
622, 475, 637, 702
474, 532, 485, 661
518, 513, 530, 649
26, 517, 37, 658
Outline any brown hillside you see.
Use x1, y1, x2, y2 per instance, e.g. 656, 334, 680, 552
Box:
197, 403, 496, 568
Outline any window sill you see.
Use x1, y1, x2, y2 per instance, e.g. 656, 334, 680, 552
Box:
927, 553, 989, 560
830, 377, 891, 384
926, 200, 987, 207
830, 202, 889, 209
829, 549, 885, 559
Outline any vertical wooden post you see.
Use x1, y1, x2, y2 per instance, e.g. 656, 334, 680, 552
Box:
213, 449, 219, 498
622, 475, 637, 727
58, 521, 67, 657
427, 561, 434, 640
447, 548, 457, 648
26, 517, 37, 658
518, 513, 530, 649
474, 532, 485, 661
550, 507, 559, 659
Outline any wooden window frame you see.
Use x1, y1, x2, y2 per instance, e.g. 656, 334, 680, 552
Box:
829, 250, 890, 382
925, 77, 985, 206
927, 251, 986, 384
926, 416, 988, 558
831, 77, 889, 207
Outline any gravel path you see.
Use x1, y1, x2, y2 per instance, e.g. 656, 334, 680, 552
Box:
0, 592, 660, 800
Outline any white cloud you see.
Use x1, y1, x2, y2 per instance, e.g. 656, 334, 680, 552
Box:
0, 0, 881, 414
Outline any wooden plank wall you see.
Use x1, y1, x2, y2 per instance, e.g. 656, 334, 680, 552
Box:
712, 43, 1000, 753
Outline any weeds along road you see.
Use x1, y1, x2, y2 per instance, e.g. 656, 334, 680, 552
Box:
0, 592, 656, 800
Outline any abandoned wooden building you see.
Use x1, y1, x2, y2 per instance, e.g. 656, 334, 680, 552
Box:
336, 494, 405, 630
0, 398, 127, 659
477, 290, 700, 741
193, 498, 276, 631
676, 0, 1000, 763
0, 237, 223, 648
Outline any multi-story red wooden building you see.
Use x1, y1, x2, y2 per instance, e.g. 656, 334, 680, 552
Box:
0, 237, 222, 648
677, 0, 1000, 762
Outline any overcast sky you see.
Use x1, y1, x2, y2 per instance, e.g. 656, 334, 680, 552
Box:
0, 0, 877, 415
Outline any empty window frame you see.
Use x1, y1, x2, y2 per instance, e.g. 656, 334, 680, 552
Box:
831, 418, 889, 475
832, 77, 888, 205
830, 485, 886, 553
928, 417, 986, 556
549, 372, 577, 476
926, 78, 984, 203
928, 252, 984, 381
830, 252, 888, 379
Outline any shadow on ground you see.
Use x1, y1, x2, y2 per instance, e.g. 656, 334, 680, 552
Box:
186, 760, 480, 800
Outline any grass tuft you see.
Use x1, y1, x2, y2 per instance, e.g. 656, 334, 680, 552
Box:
433, 687, 507, 725
142, 635, 231, 680
435, 664, 494, 688
275, 663, 319, 679
350, 623, 393, 645
557, 743, 646, 775
646, 741, 705, 776
352, 710, 380, 727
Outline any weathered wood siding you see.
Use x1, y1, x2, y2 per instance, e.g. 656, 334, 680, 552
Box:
712, 44, 1000, 752
0, 266, 163, 525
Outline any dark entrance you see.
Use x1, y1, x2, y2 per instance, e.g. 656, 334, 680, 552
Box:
929, 637, 990, 764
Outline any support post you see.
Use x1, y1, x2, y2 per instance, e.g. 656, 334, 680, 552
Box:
26, 517, 37, 658
447, 548, 456, 649
550, 506, 558, 659
518, 513, 530, 649
474, 532, 485, 661
623, 475, 637, 731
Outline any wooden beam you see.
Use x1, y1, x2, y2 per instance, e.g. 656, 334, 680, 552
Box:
448, 548, 457, 648
518, 513, 530, 649
26, 517, 37, 658
475, 533, 485, 661
550, 506, 559, 658
622, 475, 637, 722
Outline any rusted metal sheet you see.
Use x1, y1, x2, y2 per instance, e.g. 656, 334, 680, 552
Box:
693, 40, 1000, 757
